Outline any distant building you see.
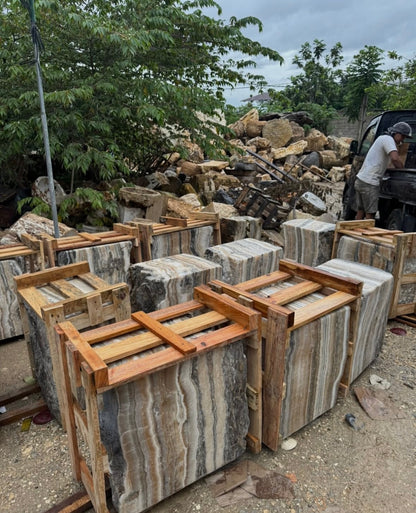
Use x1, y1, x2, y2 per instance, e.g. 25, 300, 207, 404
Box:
242, 92, 271, 103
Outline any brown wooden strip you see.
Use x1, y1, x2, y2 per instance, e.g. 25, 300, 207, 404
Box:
131, 311, 198, 354
205, 281, 295, 324
17, 287, 50, 317
42, 489, 92, 513
279, 260, 363, 296
96, 311, 227, 364
291, 291, 356, 329
106, 324, 249, 389
59, 322, 109, 388
0, 383, 40, 407
0, 398, 47, 426
76, 272, 109, 290
78, 232, 102, 242
229, 270, 291, 292
267, 280, 323, 303
15, 262, 91, 289
50, 279, 87, 298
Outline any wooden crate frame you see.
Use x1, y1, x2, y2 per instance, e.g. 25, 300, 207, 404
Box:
209, 259, 363, 451
116, 212, 221, 262
56, 286, 261, 513
14, 261, 131, 430
331, 220, 416, 320
0, 241, 40, 271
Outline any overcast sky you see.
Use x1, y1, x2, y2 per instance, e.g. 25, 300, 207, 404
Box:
204, 0, 415, 105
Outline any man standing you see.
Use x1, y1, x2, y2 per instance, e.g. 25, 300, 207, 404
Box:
354, 122, 412, 219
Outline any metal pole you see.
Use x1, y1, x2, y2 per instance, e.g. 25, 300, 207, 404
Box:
33, 43, 60, 237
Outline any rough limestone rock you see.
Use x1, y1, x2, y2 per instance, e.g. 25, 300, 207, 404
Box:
270, 140, 308, 160
306, 129, 328, 152
327, 135, 351, 161
178, 161, 202, 177
182, 140, 204, 163
246, 120, 267, 138
300, 171, 321, 182
32, 176, 67, 206
246, 136, 271, 151
328, 166, 346, 182
118, 186, 167, 223
289, 121, 305, 142
298, 192, 327, 215
282, 218, 335, 267
206, 171, 241, 189
0, 259, 24, 340
198, 161, 229, 173
0, 212, 77, 245
202, 202, 238, 218
300, 151, 322, 168
190, 175, 216, 203
318, 259, 393, 383
319, 150, 342, 169
262, 118, 293, 149
204, 238, 283, 284
129, 254, 222, 312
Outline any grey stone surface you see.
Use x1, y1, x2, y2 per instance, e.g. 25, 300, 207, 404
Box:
0, 259, 25, 340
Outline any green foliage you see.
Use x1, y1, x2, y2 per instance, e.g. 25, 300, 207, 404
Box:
342, 46, 384, 120
370, 52, 416, 110
284, 40, 344, 107
0, 0, 283, 185
296, 103, 338, 133
17, 187, 119, 228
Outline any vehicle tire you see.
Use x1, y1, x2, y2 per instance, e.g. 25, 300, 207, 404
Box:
386, 209, 403, 231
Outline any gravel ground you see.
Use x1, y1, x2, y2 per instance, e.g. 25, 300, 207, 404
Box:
1, 320, 415, 513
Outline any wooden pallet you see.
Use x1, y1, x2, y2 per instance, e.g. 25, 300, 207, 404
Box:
331, 220, 416, 319
0, 241, 40, 271
234, 185, 290, 229
116, 212, 221, 262
56, 286, 261, 513
209, 259, 363, 451
14, 261, 131, 430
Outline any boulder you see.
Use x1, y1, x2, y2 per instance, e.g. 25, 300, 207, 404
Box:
270, 140, 308, 160
289, 121, 305, 143
246, 120, 267, 138
262, 118, 293, 149
179, 161, 202, 177
328, 166, 346, 182
32, 176, 67, 206
118, 186, 167, 222
327, 136, 352, 161
298, 191, 327, 215
198, 160, 229, 173
246, 137, 271, 152
306, 129, 328, 152
319, 150, 342, 169
206, 171, 241, 189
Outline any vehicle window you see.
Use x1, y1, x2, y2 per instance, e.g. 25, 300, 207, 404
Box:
359, 125, 377, 156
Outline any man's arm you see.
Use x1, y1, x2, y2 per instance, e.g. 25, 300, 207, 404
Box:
389, 150, 404, 169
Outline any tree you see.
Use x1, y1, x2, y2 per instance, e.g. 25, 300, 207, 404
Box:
284, 39, 343, 107
342, 45, 384, 122
0, 0, 283, 187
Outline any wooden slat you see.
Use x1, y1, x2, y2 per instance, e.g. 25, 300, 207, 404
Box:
206, 281, 295, 324
15, 262, 91, 289
0, 398, 47, 426
267, 280, 323, 303
58, 322, 109, 388
131, 311, 196, 355
51, 279, 87, 298
97, 311, 226, 363
76, 273, 109, 290
0, 383, 40, 407
227, 270, 291, 292
291, 291, 356, 329
106, 323, 250, 389
279, 259, 363, 296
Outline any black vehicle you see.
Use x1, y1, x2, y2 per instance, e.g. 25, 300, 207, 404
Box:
342, 110, 416, 231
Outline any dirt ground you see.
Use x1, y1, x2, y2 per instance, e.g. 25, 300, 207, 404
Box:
1, 319, 415, 513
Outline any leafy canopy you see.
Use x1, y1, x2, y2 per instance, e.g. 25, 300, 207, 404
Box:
0, 0, 283, 186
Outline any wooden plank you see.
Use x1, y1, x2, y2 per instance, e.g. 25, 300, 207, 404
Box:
206, 281, 295, 324
58, 322, 109, 388
0, 398, 47, 426
161, 216, 189, 227
106, 324, 250, 389
194, 284, 268, 330
401, 273, 416, 285
98, 311, 226, 363
87, 294, 104, 326
267, 280, 323, 303
291, 291, 356, 330
279, 259, 363, 296
75, 272, 109, 290
227, 270, 291, 292
51, 279, 87, 298
0, 383, 40, 406
131, 311, 196, 355
79, 232, 102, 242
389, 234, 408, 318
262, 307, 291, 451
15, 262, 91, 289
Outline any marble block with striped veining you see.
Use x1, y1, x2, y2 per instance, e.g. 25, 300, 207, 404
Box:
100, 342, 249, 513
336, 235, 395, 273
150, 226, 214, 259
318, 258, 393, 383
57, 241, 132, 284
220, 216, 262, 243
0, 259, 24, 340
282, 219, 335, 267
256, 282, 349, 439
128, 254, 222, 313
204, 238, 282, 285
